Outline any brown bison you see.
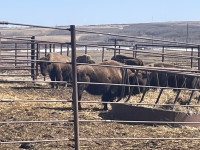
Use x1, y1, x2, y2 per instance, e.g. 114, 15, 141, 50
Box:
147, 62, 199, 89
111, 54, 144, 66
76, 54, 95, 64
139, 62, 200, 104
77, 60, 146, 110
39, 52, 72, 88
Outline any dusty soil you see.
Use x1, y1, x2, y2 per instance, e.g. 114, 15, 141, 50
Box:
1, 49, 200, 149
1, 82, 200, 150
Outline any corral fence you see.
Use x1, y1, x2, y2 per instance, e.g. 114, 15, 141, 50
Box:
1, 25, 200, 81
1, 22, 200, 149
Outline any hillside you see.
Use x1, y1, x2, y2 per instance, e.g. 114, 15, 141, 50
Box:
1, 21, 200, 44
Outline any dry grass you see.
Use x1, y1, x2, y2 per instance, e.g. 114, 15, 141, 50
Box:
0, 81, 200, 149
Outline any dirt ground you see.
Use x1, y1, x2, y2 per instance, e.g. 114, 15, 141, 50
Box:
1, 82, 200, 150
1, 49, 200, 149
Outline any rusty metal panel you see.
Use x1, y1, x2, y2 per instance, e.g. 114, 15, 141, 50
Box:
111, 103, 200, 127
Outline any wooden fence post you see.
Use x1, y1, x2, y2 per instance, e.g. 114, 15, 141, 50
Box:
31, 36, 35, 80
70, 25, 80, 150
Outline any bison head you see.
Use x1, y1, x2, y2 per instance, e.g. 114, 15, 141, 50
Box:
38, 57, 51, 76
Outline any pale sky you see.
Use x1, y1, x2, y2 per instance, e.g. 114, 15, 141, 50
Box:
1, 0, 200, 26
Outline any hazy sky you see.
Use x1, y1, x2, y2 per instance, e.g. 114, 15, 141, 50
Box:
1, 0, 200, 26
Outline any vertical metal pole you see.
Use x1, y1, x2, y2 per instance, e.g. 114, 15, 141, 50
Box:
60, 43, 63, 55
118, 45, 121, 54
70, 25, 80, 150
191, 47, 193, 68
114, 39, 117, 58
15, 43, 17, 66
36, 43, 39, 78
134, 45, 138, 58
102, 47, 105, 62
67, 44, 69, 56
186, 24, 189, 52
53, 44, 55, 52
85, 45, 87, 54
132, 46, 135, 58
27, 43, 29, 65
198, 46, 200, 71
162, 46, 165, 62
49, 44, 52, 52
0, 32, 1, 62
45, 44, 47, 56
31, 36, 35, 80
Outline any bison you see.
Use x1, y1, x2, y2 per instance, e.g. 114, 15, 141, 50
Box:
77, 60, 146, 110
76, 54, 95, 64
39, 52, 72, 88
147, 62, 199, 89
139, 62, 200, 104
111, 54, 144, 66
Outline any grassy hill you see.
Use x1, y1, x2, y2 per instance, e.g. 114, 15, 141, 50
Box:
1, 21, 200, 44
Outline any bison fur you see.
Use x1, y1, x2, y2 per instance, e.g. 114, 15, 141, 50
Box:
39, 52, 72, 88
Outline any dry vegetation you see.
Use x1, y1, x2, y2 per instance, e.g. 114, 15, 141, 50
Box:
1, 82, 200, 150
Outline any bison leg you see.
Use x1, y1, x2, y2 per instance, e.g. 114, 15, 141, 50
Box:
49, 73, 56, 88
102, 92, 116, 110
77, 84, 88, 110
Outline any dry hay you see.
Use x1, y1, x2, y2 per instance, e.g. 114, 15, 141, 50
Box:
120, 88, 200, 113
0, 82, 200, 149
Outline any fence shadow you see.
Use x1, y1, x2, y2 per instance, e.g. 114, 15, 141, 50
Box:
38, 106, 72, 111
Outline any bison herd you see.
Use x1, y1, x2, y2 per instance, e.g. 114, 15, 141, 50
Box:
39, 52, 200, 110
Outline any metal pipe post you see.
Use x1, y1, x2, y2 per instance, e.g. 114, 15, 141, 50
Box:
36, 44, 39, 77
45, 44, 47, 56
191, 47, 193, 68
49, 44, 52, 52
134, 44, 138, 58
0, 32, 1, 61
102, 47, 105, 62
15, 43, 17, 66
198, 46, 200, 71
70, 25, 80, 150
85, 45, 87, 54
31, 36, 35, 80
162, 46, 165, 62
60, 43, 63, 55
114, 39, 117, 58
67, 44, 69, 56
